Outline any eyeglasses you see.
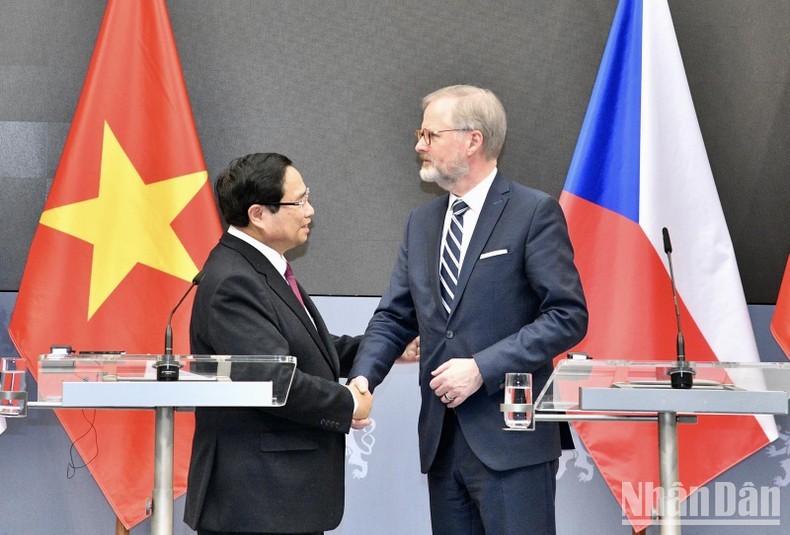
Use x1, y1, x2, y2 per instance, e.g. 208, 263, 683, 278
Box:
414, 128, 471, 145
265, 187, 310, 212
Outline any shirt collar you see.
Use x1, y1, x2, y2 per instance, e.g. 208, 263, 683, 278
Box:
228, 225, 288, 277
449, 167, 498, 213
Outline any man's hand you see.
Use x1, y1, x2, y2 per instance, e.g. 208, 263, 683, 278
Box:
395, 336, 420, 364
347, 382, 372, 419
428, 357, 483, 409
351, 417, 372, 430
349, 375, 369, 394
348, 376, 373, 429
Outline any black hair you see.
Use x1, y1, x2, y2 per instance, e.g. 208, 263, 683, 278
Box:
214, 152, 293, 226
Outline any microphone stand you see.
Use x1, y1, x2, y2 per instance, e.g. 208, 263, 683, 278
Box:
663, 228, 695, 389
157, 271, 204, 381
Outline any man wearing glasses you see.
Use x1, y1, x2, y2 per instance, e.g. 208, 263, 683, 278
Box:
184, 152, 372, 535
349, 86, 588, 534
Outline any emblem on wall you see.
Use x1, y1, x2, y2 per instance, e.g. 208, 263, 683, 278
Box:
346, 419, 376, 479
557, 433, 595, 482
765, 424, 790, 487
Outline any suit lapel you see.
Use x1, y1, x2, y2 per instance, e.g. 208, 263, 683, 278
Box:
266, 271, 333, 361
450, 173, 510, 318
220, 234, 337, 372
300, 286, 341, 376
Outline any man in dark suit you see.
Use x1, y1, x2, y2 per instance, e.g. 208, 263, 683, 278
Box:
184, 153, 372, 535
349, 86, 588, 535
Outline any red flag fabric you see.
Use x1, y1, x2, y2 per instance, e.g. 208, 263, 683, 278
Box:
559, 0, 776, 530
8, 0, 221, 529
771, 255, 790, 357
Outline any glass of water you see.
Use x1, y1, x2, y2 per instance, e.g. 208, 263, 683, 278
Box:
503, 372, 532, 429
1, 358, 27, 416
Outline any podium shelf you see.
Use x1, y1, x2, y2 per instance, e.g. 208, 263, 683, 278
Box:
36, 353, 297, 407
535, 359, 790, 416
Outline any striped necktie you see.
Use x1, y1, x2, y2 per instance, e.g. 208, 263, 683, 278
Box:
439, 199, 469, 314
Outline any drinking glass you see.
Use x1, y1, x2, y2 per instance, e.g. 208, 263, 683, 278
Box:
503, 372, 532, 429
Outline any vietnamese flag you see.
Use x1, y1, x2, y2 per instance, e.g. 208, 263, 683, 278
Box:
559, 0, 777, 531
8, 0, 221, 529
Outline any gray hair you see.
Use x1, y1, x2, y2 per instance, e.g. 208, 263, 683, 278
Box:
422, 85, 507, 160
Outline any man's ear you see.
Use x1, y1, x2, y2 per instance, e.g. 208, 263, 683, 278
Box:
467, 130, 484, 156
248, 204, 267, 225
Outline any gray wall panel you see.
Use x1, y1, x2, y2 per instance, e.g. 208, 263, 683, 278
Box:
0, 177, 48, 289
1, 0, 788, 301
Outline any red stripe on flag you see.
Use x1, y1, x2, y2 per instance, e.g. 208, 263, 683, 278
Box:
770, 255, 790, 357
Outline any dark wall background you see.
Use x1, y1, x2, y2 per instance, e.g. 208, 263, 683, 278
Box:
1, 0, 787, 303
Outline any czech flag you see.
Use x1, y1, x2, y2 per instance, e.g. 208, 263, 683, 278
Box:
559, 0, 778, 530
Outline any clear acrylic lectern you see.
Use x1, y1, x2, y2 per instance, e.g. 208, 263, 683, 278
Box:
533, 359, 790, 535
27, 353, 297, 535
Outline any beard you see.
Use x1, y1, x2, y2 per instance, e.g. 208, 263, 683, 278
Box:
419, 155, 468, 191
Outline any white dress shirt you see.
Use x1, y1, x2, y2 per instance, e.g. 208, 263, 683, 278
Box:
441, 167, 498, 271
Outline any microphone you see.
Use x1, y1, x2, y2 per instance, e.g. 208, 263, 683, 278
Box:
159, 270, 204, 380
662, 228, 694, 389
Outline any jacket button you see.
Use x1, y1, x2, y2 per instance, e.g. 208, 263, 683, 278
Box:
446, 330, 454, 339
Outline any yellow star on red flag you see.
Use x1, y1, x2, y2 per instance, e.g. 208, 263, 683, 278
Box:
40, 122, 207, 320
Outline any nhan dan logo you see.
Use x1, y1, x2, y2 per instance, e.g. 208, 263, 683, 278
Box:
621, 481, 781, 526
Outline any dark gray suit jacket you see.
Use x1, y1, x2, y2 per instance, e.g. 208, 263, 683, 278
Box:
183, 233, 359, 533
350, 172, 588, 473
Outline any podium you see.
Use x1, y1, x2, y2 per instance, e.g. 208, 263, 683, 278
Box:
532, 359, 790, 535
19, 353, 297, 535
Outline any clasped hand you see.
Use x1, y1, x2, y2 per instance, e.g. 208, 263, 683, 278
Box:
347, 377, 372, 429
347, 381, 373, 422
347, 337, 420, 429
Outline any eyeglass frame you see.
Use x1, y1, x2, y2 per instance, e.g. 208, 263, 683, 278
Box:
264, 187, 310, 210
414, 128, 472, 145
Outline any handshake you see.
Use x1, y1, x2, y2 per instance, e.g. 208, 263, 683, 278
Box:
344, 336, 420, 430
347, 378, 373, 425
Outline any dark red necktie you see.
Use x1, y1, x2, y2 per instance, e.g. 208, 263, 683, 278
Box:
284, 262, 306, 308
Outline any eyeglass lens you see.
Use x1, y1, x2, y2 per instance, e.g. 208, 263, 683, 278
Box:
415, 128, 432, 145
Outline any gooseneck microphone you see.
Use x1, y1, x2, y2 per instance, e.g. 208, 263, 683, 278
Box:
159, 270, 204, 380
662, 228, 694, 389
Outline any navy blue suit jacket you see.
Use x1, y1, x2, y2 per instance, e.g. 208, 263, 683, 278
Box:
350, 172, 587, 473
